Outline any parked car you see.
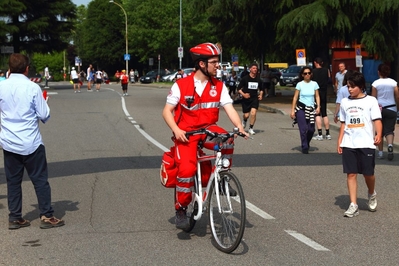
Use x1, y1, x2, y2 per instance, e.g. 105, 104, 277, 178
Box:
160, 68, 195, 82
160, 71, 178, 82
279, 65, 303, 86
269, 68, 282, 85
139, 69, 167, 83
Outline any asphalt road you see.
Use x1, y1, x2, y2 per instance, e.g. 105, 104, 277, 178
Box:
0, 81, 398, 265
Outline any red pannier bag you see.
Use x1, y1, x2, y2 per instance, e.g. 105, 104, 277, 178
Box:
160, 146, 178, 188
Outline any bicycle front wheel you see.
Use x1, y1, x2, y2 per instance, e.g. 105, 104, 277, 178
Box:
208, 171, 246, 253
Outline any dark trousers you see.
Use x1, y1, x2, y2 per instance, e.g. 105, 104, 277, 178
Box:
296, 109, 315, 150
3, 145, 53, 221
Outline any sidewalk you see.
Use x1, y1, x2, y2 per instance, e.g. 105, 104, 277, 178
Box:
259, 87, 399, 148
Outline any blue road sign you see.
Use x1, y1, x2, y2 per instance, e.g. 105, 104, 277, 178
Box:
124, 54, 130, 60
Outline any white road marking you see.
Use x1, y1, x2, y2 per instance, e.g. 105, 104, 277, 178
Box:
47, 92, 58, 95
234, 197, 275, 219
285, 230, 330, 251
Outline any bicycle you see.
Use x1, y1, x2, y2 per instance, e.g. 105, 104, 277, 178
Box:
179, 126, 246, 253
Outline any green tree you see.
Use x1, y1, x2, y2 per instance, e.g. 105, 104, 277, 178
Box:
276, 0, 399, 62
31, 52, 65, 81
191, 0, 280, 64
127, 0, 214, 69
0, 0, 77, 54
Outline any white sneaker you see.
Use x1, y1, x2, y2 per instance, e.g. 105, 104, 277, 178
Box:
125, 93, 128, 96
368, 192, 377, 212
242, 120, 247, 129
344, 203, 359, 218
325, 134, 332, 140
312, 135, 323, 141
248, 128, 255, 135
377, 152, 384, 159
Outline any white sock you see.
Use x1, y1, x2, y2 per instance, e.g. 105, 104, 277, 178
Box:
378, 150, 383, 156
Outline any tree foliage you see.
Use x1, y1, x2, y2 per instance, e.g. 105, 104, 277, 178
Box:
276, 0, 399, 62
126, 0, 215, 69
0, 0, 76, 54
3, 0, 398, 77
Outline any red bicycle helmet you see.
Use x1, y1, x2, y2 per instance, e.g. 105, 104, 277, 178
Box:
190, 43, 221, 62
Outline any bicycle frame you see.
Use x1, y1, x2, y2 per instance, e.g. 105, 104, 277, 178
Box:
192, 143, 233, 221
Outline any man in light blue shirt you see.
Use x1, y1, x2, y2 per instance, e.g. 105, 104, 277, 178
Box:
0, 53, 64, 229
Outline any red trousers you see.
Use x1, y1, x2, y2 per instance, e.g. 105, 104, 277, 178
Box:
174, 134, 202, 210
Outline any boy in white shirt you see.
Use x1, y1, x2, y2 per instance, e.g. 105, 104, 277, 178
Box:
337, 71, 382, 218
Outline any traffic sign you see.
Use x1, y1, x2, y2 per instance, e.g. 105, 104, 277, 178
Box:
296, 49, 306, 66
178, 47, 183, 58
75, 56, 82, 66
124, 54, 130, 61
355, 45, 361, 56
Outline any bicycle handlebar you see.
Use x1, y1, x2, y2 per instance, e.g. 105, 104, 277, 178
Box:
185, 127, 246, 142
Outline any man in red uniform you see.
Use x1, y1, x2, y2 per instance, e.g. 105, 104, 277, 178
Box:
162, 43, 247, 230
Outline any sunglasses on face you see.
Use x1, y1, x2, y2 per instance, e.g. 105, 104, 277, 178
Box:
303, 72, 311, 75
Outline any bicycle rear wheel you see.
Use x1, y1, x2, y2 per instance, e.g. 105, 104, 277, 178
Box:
208, 171, 246, 253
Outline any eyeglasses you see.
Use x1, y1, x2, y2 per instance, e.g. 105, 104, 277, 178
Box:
303, 72, 311, 75
207, 60, 220, 65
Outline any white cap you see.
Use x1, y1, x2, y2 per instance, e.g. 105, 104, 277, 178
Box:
72, 67, 75, 70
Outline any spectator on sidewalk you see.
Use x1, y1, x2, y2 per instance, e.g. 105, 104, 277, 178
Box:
0, 53, 65, 229
337, 71, 382, 218
334, 70, 354, 123
79, 70, 86, 85
95, 69, 103, 91
115, 70, 120, 84
240, 65, 249, 79
312, 57, 331, 140
87, 64, 93, 91
290, 66, 320, 154
371, 64, 399, 160
335, 62, 347, 94
44, 65, 50, 88
70, 67, 81, 93
260, 64, 271, 97
227, 70, 238, 99
129, 69, 135, 83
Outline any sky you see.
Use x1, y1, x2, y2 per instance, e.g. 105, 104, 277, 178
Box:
72, 0, 91, 6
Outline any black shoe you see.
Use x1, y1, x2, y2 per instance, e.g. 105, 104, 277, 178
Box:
9, 218, 31, 230
302, 149, 309, 154
175, 208, 189, 230
388, 146, 394, 161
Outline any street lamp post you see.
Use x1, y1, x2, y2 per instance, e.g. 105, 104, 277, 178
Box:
109, 0, 128, 72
